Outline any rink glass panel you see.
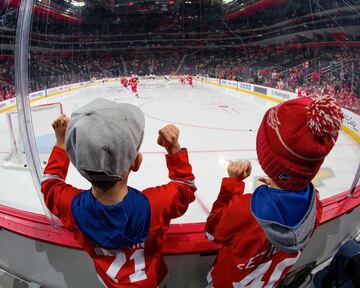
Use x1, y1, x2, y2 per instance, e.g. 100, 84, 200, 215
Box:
0, 2, 43, 212
0, 0, 359, 219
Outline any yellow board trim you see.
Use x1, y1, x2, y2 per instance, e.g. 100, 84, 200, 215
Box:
341, 125, 360, 143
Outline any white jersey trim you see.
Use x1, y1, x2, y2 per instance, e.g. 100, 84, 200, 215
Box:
205, 231, 215, 241
41, 174, 64, 183
171, 179, 196, 189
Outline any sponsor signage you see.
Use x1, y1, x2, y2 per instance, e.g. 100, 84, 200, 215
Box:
58, 85, 69, 91
228, 81, 237, 88
30, 91, 45, 99
220, 79, 237, 87
343, 109, 360, 133
0, 101, 7, 109
270, 89, 291, 100
69, 83, 79, 89
0, 98, 17, 110
254, 86, 267, 95
47, 87, 59, 94
238, 82, 252, 91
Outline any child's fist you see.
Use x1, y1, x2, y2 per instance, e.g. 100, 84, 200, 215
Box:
52, 114, 69, 149
157, 124, 181, 154
227, 160, 252, 181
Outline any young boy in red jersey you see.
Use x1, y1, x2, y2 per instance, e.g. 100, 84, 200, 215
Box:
205, 95, 343, 288
41, 98, 196, 287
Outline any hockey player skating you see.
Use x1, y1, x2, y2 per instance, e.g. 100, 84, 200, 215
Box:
179, 75, 186, 85
120, 77, 129, 90
129, 75, 139, 98
186, 75, 193, 87
205, 95, 343, 288
42, 99, 196, 287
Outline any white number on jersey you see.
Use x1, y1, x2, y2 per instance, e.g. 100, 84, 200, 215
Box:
129, 249, 147, 282
233, 254, 299, 288
96, 248, 147, 284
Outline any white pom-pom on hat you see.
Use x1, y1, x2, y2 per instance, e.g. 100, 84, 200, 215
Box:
307, 95, 344, 142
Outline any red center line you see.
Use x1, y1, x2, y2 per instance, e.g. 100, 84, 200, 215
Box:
0, 142, 357, 156
196, 197, 210, 215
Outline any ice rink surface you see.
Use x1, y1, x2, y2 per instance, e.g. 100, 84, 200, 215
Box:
0, 80, 359, 224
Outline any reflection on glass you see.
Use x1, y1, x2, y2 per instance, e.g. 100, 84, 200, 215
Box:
0, 0, 359, 217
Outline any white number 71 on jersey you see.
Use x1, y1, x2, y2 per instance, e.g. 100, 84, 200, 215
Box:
95, 247, 147, 284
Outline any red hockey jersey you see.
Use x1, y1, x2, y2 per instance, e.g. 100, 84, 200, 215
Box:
129, 77, 138, 87
205, 178, 322, 288
120, 78, 128, 88
41, 146, 196, 287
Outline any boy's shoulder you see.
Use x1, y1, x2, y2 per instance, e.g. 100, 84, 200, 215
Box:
229, 195, 270, 252
225, 192, 263, 234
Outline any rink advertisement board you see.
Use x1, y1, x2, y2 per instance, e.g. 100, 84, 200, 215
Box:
0, 98, 16, 110
253, 85, 268, 95
47, 87, 61, 94
237, 82, 252, 91
220, 79, 237, 88
208, 77, 220, 83
342, 108, 360, 139
30, 90, 45, 100
201, 76, 296, 101
268, 88, 296, 100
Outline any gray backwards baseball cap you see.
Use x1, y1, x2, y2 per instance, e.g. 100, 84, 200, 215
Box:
65, 98, 145, 182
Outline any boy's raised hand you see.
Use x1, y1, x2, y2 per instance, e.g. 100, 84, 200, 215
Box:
157, 124, 181, 154
227, 160, 252, 181
52, 114, 69, 149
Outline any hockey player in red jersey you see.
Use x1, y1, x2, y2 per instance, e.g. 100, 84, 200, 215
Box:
179, 75, 185, 85
205, 95, 343, 288
129, 75, 139, 97
120, 77, 128, 89
41, 98, 196, 288
187, 75, 193, 87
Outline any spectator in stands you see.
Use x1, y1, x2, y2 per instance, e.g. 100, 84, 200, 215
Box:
1, 47, 359, 114
312, 70, 320, 83
277, 78, 285, 90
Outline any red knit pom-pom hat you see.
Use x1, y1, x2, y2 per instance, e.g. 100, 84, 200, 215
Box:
256, 95, 343, 191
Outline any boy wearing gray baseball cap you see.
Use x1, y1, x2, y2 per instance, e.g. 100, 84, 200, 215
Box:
41, 98, 196, 287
